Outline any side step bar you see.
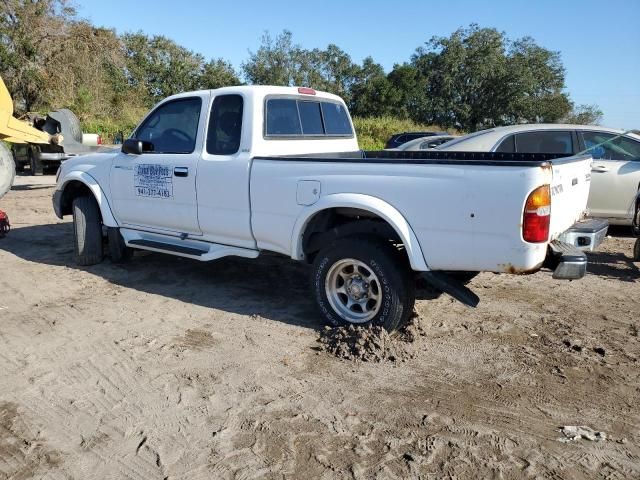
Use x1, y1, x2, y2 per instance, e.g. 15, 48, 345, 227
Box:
128, 239, 207, 256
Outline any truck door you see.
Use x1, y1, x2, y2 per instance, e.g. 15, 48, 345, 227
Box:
581, 131, 640, 221
195, 93, 256, 249
110, 96, 206, 235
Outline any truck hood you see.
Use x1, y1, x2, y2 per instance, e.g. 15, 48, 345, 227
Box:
61, 149, 119, 172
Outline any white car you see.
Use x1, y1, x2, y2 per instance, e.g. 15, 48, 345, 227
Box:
388, 135, 458, 151
438, 124, 640, 226
53, 86, 598, 330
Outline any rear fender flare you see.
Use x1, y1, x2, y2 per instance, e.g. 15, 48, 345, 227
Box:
290, 193, 429, 271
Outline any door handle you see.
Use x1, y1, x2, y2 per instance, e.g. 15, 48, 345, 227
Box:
174, 167, 189, 177
592, 165, 609, 173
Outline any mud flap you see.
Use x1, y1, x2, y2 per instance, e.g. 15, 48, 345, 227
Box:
420, 271, 480, 307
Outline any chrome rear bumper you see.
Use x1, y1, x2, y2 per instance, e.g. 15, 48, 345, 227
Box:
547, 240, 587, 280
557, 218, 609, 252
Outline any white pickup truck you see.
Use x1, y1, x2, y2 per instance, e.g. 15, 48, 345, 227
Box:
53, 86, 597, 330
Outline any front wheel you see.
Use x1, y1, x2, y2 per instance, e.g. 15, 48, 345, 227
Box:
311, 237, 415, 331
72, 196, 104, 266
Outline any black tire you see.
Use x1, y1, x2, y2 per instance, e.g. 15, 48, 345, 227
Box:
634, 238, 640, 262
311, 237, 415, 331
49, 108, 82, 144
10, 148, 24, 173
72, 196, 103, 266
107, 227, 133, 263
29, 149, 43, 176
0, 143, 15, 200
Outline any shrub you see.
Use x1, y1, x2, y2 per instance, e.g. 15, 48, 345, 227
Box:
353, 116, 453, 150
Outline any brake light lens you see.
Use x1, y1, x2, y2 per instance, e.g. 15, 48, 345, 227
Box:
298, 87, 316, 95
97, 135, 102, 145
523, 185, 551, 243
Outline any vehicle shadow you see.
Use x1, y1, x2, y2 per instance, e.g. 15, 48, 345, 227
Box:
586, 250, 639, 282
10, 185, 53, 191
2, 223, 443, 330
1, 222, 327, 330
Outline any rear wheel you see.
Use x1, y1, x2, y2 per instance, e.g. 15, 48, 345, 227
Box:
634, 238, 640, 262
72, 196, 103, 266
29, 150, 43, 176
311, 237, 415, 331
10, 148, 24, 173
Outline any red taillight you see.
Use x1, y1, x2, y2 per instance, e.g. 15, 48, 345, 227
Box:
523, 185, 551, 243
97, 135, 102, 145
298, 87, 316, 95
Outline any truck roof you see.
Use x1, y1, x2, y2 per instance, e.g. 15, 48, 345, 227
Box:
164, 85, 346, 104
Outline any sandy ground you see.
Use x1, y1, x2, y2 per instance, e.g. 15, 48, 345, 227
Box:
0, 174, 639, 479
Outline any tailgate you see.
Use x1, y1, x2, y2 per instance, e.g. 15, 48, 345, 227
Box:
548, 154, 593, 239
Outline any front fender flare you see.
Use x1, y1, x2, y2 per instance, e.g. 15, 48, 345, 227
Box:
290, 193, 429, 271
59, 171, 118, 227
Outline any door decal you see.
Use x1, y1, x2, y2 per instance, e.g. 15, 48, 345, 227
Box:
134, 164, 173, 198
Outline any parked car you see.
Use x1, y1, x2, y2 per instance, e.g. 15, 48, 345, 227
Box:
438, 124, 640, 226
384, 131, 448, 149
389, 135, 458, 151
632, 191, 640, 261
11, 109, 112, 175
53, 86, 600, 330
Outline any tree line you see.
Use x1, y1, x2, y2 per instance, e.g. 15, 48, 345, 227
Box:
0, 0, 601, 133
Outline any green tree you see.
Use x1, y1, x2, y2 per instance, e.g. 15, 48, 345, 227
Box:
408, 25, 575, 131
0, 0, 76, 111
122, 33, 240, 105
562, 104, 603, 125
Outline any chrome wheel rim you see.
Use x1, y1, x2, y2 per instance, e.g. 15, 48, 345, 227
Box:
325, 258, 382, 323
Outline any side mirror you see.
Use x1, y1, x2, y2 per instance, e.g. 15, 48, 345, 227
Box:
122, 138, 142, 155
122, 138, 154, 155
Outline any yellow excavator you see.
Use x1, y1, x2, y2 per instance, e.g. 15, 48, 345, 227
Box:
0, 75, 63, 236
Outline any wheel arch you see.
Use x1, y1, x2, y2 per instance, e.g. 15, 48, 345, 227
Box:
290, 193, 429, 271
58, 172, 117, 227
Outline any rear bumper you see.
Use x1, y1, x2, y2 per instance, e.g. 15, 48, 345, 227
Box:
557, 218, 609, 252
38, 152, 68, 162
545, 240, 587, 280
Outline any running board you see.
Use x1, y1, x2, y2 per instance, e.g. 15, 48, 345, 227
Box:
128, 239, 207, 256
120, 228, 259, 261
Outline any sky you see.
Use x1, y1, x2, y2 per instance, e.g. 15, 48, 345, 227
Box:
76, 0, 640, 128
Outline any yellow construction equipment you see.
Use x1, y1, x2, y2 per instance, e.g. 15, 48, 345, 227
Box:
0, 76, 54, 145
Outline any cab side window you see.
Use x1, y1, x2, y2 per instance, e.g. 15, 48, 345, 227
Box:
515, 131, 573, 154
581, 132, 640, 161
207, 95, 244, 155
135, 98, 202, 154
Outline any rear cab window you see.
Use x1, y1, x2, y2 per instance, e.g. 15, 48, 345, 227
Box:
515, 131, 573, 154
265, 97, 353, 138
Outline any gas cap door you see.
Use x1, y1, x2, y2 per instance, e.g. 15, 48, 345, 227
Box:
296, 180, 321, 206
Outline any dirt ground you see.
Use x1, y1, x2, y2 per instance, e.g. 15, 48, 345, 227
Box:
1, 174, 639, 479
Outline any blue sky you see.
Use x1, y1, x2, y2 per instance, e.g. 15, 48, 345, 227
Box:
76, 0, 639, 128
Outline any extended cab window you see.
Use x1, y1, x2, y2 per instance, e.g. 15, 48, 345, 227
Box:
515, 131, 573, 154
265, 97, 353, 138
207, 95, 244, 155
581, 132, 640, 161
135, 97, 201, 154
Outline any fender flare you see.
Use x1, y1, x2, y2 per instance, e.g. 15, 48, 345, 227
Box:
59, 171, 118, 227
290, 193, 429, 271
